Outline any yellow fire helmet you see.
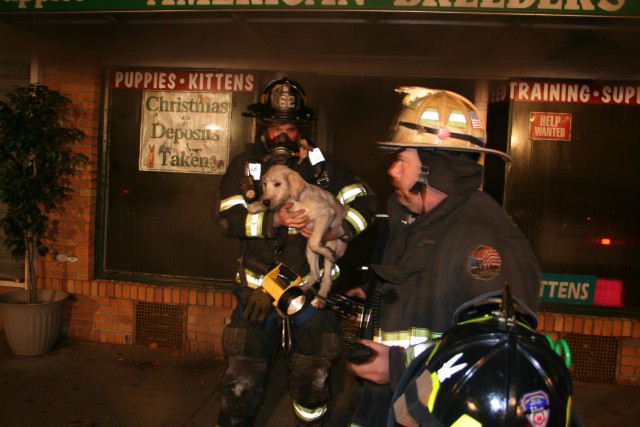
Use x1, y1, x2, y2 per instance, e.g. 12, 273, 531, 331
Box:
378, 87, 512, 163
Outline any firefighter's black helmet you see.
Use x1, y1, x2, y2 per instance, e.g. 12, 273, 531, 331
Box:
243, 77, 316, 125
390, 286, 575, 427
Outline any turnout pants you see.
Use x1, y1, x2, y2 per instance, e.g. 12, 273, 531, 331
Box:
216, 288, 343, 427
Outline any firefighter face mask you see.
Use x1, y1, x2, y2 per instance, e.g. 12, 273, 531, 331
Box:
266, 124, 301, 165
269, 132, 299, 165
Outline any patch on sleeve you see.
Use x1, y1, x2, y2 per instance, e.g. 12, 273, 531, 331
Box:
467, 245, 501, 280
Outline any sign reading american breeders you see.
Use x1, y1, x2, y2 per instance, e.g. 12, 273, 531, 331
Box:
3, 0, 639, 17
139, 90, 231, 174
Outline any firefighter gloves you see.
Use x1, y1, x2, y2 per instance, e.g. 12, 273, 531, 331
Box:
243, 288, 273, 322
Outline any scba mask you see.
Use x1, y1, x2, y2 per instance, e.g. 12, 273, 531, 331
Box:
269, 132, 299, 165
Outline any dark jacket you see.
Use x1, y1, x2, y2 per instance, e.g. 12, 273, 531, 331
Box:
379, 190, 541, 388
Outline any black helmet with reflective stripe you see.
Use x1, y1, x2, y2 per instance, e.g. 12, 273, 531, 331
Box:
243, 77, 316, 125
391, 286, 575, 427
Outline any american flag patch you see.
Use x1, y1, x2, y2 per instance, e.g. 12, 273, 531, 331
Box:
468, 111, 484, 129
467, 245, 501, 280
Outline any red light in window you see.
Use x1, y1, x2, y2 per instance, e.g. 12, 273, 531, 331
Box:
600, 238, 611, 246
594, 278, 623, 307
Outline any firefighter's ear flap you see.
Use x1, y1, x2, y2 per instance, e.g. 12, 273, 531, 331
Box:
288, 170, 306, 200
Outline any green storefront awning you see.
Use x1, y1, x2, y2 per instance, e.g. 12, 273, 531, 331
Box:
1, 0, 640, 18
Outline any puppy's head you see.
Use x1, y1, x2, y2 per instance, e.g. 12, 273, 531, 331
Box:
259, 165, 306, 210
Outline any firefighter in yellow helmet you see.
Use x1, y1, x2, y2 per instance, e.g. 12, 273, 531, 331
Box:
345, 88, 541, 427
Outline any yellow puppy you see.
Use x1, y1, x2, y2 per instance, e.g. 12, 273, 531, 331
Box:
248, 165, 348, 308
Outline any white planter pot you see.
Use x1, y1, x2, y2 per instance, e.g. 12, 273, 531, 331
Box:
0, 289, 69, 356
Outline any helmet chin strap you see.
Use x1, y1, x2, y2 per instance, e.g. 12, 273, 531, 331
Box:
409, 164, 430, 194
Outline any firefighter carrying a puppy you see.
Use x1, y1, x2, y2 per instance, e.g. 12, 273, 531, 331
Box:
215, 77, 376, 427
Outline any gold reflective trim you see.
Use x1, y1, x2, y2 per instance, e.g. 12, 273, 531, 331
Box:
448, 109, 468, 128
245, 212, 264, 237
420, 107, 439, 126
377, 328, 442, 348
376, 328, 441, 367
240, 269, 264, 289
451, 414, 482, 427
338, 183, 367, 205
293, 401, 327, 421
427, 371, 440, 412
219, 195, 247, 212
346, 208, 367, 234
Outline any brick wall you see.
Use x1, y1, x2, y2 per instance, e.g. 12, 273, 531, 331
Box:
42, 278, 234, 354
537, 311, 640, 386
40, 64, 99, 282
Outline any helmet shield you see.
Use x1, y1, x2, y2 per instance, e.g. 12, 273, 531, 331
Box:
425, 322, 573, 427
244, 77, 317, 125
391, 287, 573, 427
379, 87, 512, 163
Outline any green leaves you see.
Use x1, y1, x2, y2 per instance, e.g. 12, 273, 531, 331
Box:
0, 83, 88, 264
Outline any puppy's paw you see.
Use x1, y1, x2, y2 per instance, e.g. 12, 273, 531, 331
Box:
311, 297, 327, 309
247, 201, 265, 214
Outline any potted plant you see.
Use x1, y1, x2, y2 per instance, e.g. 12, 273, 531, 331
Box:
0, 83, 88, 355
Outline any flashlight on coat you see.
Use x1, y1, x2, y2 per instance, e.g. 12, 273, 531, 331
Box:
260, 263, 307, 317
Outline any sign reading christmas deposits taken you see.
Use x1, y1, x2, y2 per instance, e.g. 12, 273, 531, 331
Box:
529, 112, 572, 141
140, 91, 231, 174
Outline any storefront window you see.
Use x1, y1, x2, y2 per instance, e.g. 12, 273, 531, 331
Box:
490, 80, 640, 310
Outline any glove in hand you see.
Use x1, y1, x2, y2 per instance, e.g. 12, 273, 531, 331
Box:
243, 288, 272, 322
